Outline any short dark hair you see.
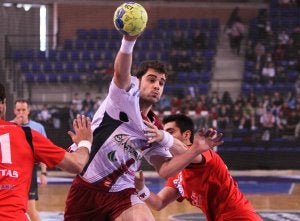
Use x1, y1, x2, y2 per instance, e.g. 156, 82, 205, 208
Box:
0, 82, 6, 103
163, 114, 194, 143
135, 60, 168, 79
14, 98, 30, 105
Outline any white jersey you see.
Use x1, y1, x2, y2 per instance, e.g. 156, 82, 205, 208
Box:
70, 76, 172, 192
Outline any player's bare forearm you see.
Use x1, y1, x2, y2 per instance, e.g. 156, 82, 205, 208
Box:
57, 148, 89, 174
113, 35, 138, 90
171, 139, 203, 163
113, 51, 132, 90
152, 148, 201, 179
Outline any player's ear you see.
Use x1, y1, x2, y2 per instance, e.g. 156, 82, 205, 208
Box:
183, 130, 191, 143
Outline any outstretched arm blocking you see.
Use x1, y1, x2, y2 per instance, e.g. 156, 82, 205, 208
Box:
57, 114, 92, 174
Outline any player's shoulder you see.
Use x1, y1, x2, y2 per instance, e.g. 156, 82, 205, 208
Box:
0, 119, 20, 128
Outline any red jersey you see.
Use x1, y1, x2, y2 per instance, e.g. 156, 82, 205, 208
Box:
0, 120, 66, 221
166, 149, 262, 221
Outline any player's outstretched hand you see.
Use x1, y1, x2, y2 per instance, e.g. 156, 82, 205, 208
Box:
68, 114, 92, 145
134, 170, 145, 191
191, 128, 223, 153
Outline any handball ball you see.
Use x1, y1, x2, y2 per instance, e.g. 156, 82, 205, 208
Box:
113, 2, 148, 36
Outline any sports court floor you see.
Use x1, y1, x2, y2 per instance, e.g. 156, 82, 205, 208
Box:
37, 170, 300, 221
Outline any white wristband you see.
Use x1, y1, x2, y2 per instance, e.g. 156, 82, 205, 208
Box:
160, 131, 174, 148
120, 38, 136, 54
137, 185, 150, 201
78, 140, 91, 154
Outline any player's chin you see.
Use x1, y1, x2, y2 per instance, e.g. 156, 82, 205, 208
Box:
148, 96, 160, 104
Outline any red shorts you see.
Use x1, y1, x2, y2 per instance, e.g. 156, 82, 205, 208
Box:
64, 176, 142, 221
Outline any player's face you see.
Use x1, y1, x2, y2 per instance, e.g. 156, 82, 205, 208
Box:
14, 102, 30, 124
0, 98, 6, 120
139, 68, 166, 104
164, 122, 184, 142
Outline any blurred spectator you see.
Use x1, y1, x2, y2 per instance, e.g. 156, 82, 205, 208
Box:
82, 92, 95, 113
284, 109, 300, 137
275, 110, 288, 137
224, 6, 240, 34
221, 91, 234, 108
192, 51, 204, 71
217, 103, 230, 130
259, 107, 276, 141
194, 100, 209, 129
157, 94, 171, 113
231, 103, 244, 129
208, 91, 220, 107
240, 101, 257, 130
261, 62, 276, 84
228, 16, 246, 55
37, 104, 52, 124
256, 9, 268, 41
295, 76, 300, 98
290, 26, 300, 48
193, 30, 207, 49
93, 95, 104, 113
285, 91, 297, 109
278, 30, 290, 48
271, 92, 284, 116
72, 92, 82, 113
81, 105, 94, 119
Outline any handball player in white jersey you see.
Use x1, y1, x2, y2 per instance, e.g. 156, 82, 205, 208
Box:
64, 34, 218, 221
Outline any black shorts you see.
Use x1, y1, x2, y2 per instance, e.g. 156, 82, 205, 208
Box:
28, 164, 38, 200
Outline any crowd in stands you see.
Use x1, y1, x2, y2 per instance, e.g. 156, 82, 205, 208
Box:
14, 1, 300, 146
30, 87, 300, 144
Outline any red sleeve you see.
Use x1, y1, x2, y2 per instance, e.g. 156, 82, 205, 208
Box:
31, 129, 66, 168
165, 176, 184, 202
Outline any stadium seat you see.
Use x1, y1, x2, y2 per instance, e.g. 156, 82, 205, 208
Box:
86, 40, 96, 50
70, 50, 80, 60
74, 39, 85, 50
58, 50, 69, 61
20, 61, 30, 72
65, 61, 75, 72
77, 61, 87, 72
31, 62, 42, 73
76, 28, 88, 39
47, 50, 58, 61
24, 72, 35, 83
64, 39, 73, 50
46, 73, 58, 83
81, 50, 91, 60
54, 62, 64, 73
36, 51, 46, 61
36, 73, 47, 83
43, 61, 53, 73
98, 29, 109, 39
12, 50, 24, 60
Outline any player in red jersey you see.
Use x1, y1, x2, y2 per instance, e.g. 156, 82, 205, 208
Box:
0, 82, 92, 221
135, 114, 262, 221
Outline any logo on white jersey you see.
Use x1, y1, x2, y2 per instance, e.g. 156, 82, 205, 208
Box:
114, 134, 144, 161
107, 151, 117, 162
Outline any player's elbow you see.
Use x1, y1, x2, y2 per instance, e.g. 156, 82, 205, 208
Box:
157, 169, 173, 180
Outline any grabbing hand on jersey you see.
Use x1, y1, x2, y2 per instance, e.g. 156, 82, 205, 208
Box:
143, 120, 164, 143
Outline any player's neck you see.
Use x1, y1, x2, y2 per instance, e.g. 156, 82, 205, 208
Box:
140, 103, 152, 117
